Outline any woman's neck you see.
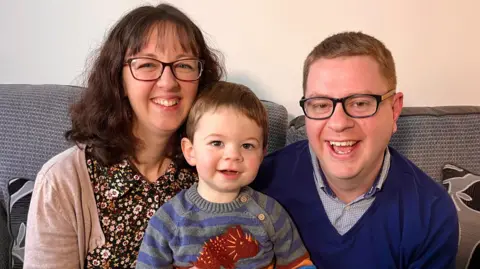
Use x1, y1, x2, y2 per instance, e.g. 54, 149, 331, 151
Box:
132, 125, 175, 183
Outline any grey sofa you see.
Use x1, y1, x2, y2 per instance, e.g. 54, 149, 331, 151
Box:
0, 84, 288, 269
1, 84, 479, 268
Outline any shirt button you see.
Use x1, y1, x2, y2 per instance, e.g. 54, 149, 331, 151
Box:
240, 195, 248, 203
345, 205, 351, 210
257, 214, 266, 221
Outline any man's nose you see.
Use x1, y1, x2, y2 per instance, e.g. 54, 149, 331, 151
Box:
327, 103, 355, 132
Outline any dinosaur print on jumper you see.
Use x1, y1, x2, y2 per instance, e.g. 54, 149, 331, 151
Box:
193, 225, 260, 269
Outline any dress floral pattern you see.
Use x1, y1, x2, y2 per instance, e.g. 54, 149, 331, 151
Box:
84, 148, 197, 268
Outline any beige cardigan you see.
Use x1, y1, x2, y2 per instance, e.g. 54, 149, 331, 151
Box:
24, 146, 105, 269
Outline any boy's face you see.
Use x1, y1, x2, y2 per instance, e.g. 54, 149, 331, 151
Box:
181, 107, 264, 202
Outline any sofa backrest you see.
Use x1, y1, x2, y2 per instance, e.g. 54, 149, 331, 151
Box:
287, 106, 480, 182
0, 84, 288, 268
0, 84, 83, 269
0, 84, 82, 209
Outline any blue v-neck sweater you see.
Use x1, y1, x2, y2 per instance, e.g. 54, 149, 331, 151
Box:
251, 140, 458, 269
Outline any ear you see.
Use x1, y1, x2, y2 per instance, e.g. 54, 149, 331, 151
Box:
181, 137, 196, 166
392, 92, 404, 133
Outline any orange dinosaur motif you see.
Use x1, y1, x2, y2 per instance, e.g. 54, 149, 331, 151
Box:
193, 225, 260, 269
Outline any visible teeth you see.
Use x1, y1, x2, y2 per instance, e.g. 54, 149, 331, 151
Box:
153, 99, 178, 107
329, 141, 357, 147
335, 149, 351, 155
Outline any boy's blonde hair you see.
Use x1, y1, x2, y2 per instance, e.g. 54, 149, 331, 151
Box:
303, 31, 396, 93
185, 81, 268, 149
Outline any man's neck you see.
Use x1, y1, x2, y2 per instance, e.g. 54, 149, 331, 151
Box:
324, 155, 385, 204
325, 173, 377, 204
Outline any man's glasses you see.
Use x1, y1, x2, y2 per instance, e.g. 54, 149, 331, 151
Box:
124, 57, 204, 82
299, 89, 396, 120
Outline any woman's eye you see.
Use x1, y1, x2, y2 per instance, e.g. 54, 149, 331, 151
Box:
138, 63, 156, 69
175, 63, 194, 70
242, 143, 255, 150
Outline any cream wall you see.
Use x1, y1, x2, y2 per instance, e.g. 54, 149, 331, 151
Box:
1, 0, 479, 116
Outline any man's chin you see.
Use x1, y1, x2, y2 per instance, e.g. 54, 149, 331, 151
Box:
324, 165, 361, 181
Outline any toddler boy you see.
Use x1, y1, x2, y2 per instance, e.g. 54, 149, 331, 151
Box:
137, 81, 315, 269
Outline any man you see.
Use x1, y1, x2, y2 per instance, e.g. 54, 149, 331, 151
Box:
252, 32, 458, 268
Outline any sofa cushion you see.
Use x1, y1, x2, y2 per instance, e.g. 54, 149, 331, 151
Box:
442, 164, 480, 269
287, 106, 480, 182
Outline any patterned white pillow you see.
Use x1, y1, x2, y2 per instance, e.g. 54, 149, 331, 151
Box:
443, 164, 480, 269
7, 177, 34, 269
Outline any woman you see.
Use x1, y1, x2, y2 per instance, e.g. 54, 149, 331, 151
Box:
24, 3, 224, 268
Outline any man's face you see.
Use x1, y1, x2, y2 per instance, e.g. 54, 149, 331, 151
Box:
304, 55, 403, 183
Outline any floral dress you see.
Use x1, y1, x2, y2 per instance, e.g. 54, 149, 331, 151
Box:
84, 148, 197, 268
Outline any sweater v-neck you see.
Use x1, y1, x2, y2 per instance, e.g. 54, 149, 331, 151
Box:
296, 150, 381, 242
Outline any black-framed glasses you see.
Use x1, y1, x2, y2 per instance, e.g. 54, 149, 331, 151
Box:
299, 89, 396, 120
124, 57, 204, 82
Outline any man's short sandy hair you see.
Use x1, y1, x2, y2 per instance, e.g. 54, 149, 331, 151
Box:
185, 81, 268, 149
302, 31, 396, 94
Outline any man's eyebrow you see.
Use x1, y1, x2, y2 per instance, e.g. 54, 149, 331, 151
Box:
305, 89, 378, 98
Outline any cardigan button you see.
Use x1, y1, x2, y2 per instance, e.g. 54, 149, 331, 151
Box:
257, 214, 266, 221
240, 195, 248, 203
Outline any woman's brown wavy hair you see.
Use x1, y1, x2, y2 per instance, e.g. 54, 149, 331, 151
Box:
65, 3, 224, 166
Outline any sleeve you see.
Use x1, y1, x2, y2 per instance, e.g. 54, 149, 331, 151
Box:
136, 204, 177, 269
269, 199, 315, 269
408, 192, 459, 269
23, 172, 80, 269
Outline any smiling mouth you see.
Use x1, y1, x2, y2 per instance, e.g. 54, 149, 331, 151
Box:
328, 140, 359, 155
219, 170, 240, 175
152, 98, 179, 107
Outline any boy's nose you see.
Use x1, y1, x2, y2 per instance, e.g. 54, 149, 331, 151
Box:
223, 146, 243, 161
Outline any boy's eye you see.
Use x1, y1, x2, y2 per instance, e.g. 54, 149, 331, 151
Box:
209, 141, 223, 147
242, 143, 255, 150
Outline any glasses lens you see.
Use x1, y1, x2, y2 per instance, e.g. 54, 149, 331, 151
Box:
173, 59, 202, 81
304, 98, 333, 119
345, 95, 378, 117
129, 58, 162, 81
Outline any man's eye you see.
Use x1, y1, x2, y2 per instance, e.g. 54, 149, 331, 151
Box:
314, 103, 329, 109
354, 101, 369, 107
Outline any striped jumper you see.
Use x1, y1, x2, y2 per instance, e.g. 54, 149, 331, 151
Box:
136, 183, 313, 269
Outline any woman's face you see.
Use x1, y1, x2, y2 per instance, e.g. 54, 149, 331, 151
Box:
122, 25, 200, 141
